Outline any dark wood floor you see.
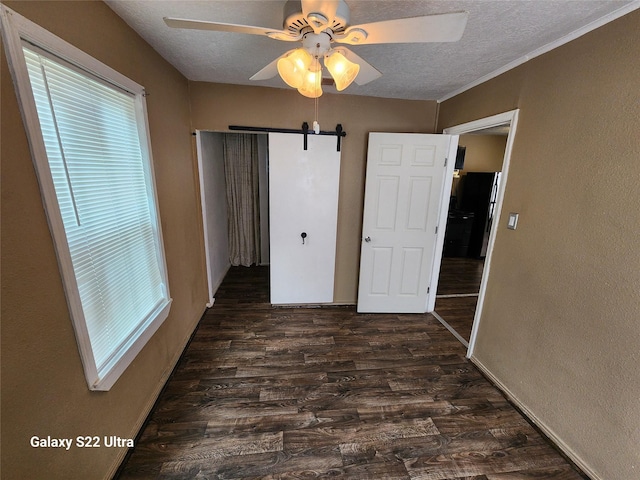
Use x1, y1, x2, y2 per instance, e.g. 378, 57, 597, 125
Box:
436, 257, 485, 296
117, 267, 586, 479
435, 258, 485, 344
434, 296, 478, 344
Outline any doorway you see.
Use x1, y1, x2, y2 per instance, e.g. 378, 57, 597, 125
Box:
435, 110, 519, 357
195, 131, 270, 307
196, 130, 342, 307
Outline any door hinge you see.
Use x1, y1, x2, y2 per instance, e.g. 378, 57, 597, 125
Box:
435, 226, 439, 234
427, 286, 430, 294
444, 157, 448, 167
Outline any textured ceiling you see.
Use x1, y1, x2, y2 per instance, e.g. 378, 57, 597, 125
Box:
106, 0, 638, 100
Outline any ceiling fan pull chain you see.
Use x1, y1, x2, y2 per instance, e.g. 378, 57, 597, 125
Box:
313, 98, 320, 135
314, 43, 320, 134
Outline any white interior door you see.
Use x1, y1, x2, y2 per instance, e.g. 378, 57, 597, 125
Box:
269, 132, 341, 304
357, 133, 457, 313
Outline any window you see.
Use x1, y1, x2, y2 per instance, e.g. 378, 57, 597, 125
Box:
1, 6, 171, 390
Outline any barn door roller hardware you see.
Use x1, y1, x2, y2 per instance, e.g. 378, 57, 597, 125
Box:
228, 123, 346, 151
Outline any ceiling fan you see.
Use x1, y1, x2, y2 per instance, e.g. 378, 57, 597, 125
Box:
164, 0, 468, 98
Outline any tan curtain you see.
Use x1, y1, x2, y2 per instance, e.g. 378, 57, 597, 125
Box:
223, 133, 261, 267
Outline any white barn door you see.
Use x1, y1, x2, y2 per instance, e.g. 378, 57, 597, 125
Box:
358, 133, 458, 313
269, 133, 341, 304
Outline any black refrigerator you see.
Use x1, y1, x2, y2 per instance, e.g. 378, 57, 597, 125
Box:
459, 172, 501, 258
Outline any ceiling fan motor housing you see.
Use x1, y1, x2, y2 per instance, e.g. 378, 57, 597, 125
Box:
283, 0, 350, 35
302, 31, 332, 57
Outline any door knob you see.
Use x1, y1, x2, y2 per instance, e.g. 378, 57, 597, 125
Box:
364, 236, 371, 242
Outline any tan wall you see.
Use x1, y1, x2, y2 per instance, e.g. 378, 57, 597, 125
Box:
0, 2, 207, 479
453, 134, 506, 199
438, 10, 640, 480
189, 82, 438, 302
458, 134, 507, 172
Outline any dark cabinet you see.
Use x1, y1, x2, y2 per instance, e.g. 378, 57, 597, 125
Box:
443, 210, 474, 257
459, 172, 500, 258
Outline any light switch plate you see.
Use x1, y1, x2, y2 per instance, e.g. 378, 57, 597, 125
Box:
507, 212, 519, 230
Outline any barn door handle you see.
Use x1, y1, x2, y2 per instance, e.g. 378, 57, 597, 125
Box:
364, 236, 371, 243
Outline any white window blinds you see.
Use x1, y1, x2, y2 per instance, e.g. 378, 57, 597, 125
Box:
22, 43, 171, 389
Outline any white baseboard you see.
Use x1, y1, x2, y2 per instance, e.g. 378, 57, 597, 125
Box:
469, 355, 600, 480
208, 263, 231, 305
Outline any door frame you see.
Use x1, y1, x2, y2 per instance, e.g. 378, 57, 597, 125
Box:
195, 130, 216, 308
443, 109, 520, 358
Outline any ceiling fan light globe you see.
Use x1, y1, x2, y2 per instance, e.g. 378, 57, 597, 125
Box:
297, 86, 323, 98
277, 48, 312, 88
297, 69, 323, 98
325, 51, 360, 91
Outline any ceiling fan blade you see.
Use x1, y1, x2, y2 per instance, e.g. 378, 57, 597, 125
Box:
334, 11, 468, 45
249, 51, 293, 81
163, 17, 300, 41
333, 47, 382, 86
301, 0, 340, 33
249, 59, 279, 81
